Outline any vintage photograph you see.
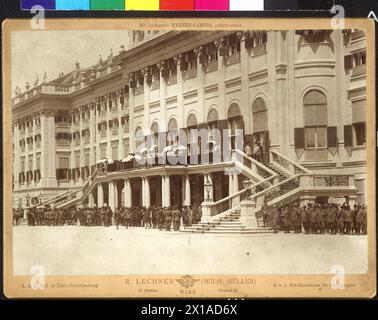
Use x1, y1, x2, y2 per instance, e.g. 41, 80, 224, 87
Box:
3, 18, 376, 298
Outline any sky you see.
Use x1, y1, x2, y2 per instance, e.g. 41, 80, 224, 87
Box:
11, 30, 130, 95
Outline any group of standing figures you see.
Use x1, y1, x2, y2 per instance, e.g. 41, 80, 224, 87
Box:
114, 206, 202, 231
15, 205, 203, 232
262, 202, 368, 235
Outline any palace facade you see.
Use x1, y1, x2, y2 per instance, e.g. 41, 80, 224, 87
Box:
12, 29, 367, 216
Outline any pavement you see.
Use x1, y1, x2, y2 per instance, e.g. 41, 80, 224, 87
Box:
12, 226, 368, 276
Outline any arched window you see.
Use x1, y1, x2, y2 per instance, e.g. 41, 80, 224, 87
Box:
228, 103, 244, 150
207, 108, 219, 124
228, 103, 241, 119
303, 90, 327, 149
252, 98, 268, 133
135, 126, 144, 151
187, 113, 198, 128
151, 122, 159, 146
167, 118, 178, 145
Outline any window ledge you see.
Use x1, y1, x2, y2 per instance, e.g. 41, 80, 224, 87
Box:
351, 145, 366, 151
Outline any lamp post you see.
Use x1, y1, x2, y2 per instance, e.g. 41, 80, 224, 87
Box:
25, 193, 30, 207
38, 192, 43, 204
204, 176, 213, 202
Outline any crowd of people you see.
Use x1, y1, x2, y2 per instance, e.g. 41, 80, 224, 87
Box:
13, 205, 203, 232
262, 202, 368, 235
13, 201, 367, 235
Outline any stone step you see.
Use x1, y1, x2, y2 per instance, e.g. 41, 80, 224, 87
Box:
206, 229, 273, 234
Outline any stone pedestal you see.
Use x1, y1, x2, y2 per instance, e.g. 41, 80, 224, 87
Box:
240, 200, 258, 229
200, 202, 214, 223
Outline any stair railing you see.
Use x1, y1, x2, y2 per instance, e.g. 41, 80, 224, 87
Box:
270, 150, 312, 175
208, 175, 278, 217
249, 174, 302, 208
234, 149, 277, 179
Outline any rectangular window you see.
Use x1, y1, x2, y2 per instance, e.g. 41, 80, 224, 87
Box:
305, 127, 327, 149
85, 153, 90, 167
112, 146, 118, 161
75, 154, 80, 168
36, 156, 41, 170
353, 122, 366, 146
21, 158, 25, 172
58, 157, 69, 169
100, 146, 107, 159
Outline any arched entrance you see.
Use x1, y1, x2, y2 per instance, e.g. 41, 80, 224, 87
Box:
228, 103, 244, 150
252, 97, 269, 164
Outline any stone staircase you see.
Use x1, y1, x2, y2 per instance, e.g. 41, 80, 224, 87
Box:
266, 162, 291, 182
181, 208, 272, 234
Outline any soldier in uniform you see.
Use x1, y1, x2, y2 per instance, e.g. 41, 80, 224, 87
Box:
282, 205, 290, 233
289, 203, 299, 233
157, 207, 164, 230
114, 207, 121, 230
272, 205, 280, 233
143, 207, 150, 229
318, 204, 327, 234
301, 205, 309, 234
165, 207, 172, 231
309, 204, 318, 234
125, 207, 131, 229
182, 206, 189, 227
361, 204, 367, 235
172, 206, 181, 231
352, 204, 359, 235
337, 204, 345, 234
344, 204, 353, 234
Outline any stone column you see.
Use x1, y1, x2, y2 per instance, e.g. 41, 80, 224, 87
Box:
89, 103, 96, 168
161, 175, 170, 207
240, 200, 258, 229
40, 112, 57, 188
109, 181, 115, 211
106, 97, 112, 159
79, 107, 85, 184
88, 191, 95, 208
231, 173, 239, 207
142, 177, 151, 208
229, 174, 234, 196
124, 179, 132, 208
97, 183, 104, 207
183, 175, 191, 207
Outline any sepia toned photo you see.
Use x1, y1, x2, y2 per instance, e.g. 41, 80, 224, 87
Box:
3, 18, 376, 298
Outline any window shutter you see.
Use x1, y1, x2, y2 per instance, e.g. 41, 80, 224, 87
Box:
344, 125, 353, 147
294, 128, 305, 149
245, 38, 253, 49
344, 55, 352, 69
327, 126, 337, 148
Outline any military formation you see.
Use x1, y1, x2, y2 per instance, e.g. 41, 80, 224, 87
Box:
17, 205, 202, 232
15, 201, 367, 236
262, 202, 368, 235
